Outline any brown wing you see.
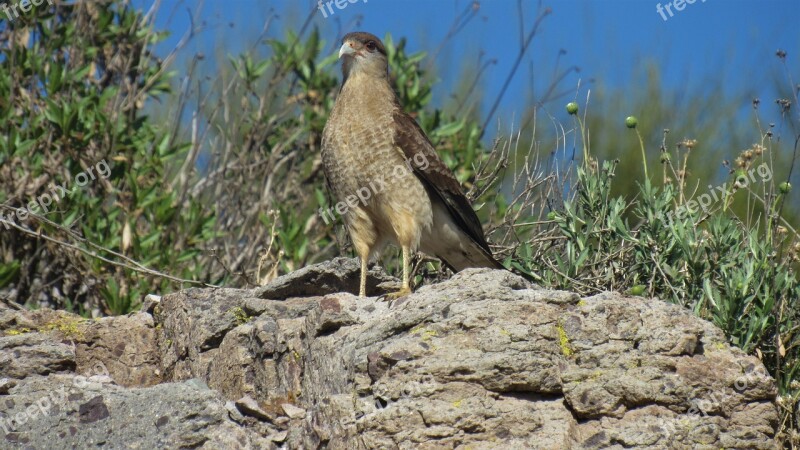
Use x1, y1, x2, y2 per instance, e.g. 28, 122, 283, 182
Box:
392, 110, 500, 265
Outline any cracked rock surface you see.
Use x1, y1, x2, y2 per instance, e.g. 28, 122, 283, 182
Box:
0, 257, 779, 449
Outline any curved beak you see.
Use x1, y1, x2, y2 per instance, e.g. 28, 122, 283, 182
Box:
338, 41, 357, 59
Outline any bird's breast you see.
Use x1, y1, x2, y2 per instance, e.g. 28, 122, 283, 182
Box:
321, 108, 433, 239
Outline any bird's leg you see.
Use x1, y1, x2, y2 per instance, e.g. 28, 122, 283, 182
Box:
401, 245, 411, 292
359, 256, 368, 298
384, 245, 412, 300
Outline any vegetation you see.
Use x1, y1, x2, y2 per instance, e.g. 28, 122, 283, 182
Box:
0, 2, 218, 315
0, 0, 798, 445
534, 103, 800, 444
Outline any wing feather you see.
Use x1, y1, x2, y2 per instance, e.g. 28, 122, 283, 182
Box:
391, 110, 499, 263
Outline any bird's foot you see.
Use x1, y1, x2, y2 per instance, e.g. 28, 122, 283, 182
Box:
380, 287, 412, 301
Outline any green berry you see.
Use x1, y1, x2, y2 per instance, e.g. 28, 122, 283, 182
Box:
779, 182, 791, 194
628, 285, 646, 296
625, 116, 638, 129
566, 102, 579, 115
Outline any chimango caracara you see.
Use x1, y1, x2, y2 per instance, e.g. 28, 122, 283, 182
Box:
321, 31, 505, 298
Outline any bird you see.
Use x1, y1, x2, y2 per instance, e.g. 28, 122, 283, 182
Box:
321, 31, 507, 298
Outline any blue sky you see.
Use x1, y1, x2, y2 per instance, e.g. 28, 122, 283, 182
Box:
135, 0, 800, 132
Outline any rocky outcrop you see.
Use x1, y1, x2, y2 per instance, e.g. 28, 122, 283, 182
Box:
0, 258, 779, 449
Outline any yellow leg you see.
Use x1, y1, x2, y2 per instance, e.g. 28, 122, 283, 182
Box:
359, 256, 368, 298
384, 245, 412, 300
401, 245, 411, 292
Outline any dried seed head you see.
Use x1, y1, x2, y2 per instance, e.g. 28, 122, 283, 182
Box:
679, 139, 697, 150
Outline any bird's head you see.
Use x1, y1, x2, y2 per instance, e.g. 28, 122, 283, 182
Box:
338, 32, 388, 81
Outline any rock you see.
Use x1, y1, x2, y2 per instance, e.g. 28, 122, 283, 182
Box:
268, 429, 289, 442
236, 395, 274, 421
281, 403, 306, 419
75, 312, 162, 387
154, 264, 778, 448
0, 378, 17, 395
0, 375, 273, 449
0, 306, 161, 387
255, 256, 398, 299
140, 294, 161, 314
0, 333, 76, 379
0, 259, 780, 449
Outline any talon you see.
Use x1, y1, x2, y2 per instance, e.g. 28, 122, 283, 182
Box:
381, 287, 412, 301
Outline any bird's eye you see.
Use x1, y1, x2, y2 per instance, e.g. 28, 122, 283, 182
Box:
365, 41, 376, 52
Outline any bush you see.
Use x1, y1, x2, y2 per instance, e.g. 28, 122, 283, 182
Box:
0, 2, 215, 314
513, 102, 800, 445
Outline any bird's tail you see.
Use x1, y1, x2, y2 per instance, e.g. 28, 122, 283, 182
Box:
438, 238, 536, 284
